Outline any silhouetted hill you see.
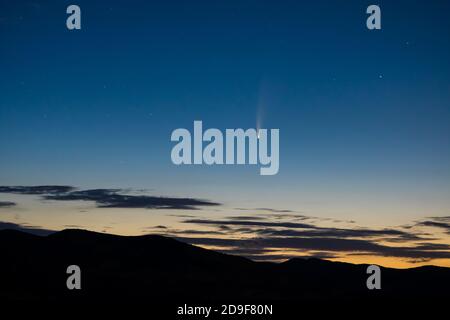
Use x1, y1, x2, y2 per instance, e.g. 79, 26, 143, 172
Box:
0, 228, 449, 308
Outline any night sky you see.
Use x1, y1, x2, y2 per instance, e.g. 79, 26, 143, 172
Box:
1, 0, 449, 268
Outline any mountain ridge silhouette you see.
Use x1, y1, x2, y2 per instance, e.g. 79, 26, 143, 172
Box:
1, 228, 449, 304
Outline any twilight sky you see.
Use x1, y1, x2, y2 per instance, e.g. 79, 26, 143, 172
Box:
0, 0, 449, 268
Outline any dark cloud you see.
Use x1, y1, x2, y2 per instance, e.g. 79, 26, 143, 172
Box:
215, 247, 274, 256
229, 210, 354, 222
44, 189, 219, 210
184, 219, 317, 229
235, 207, 295, 213
168, 214, 198, 218
183, 219, 422, 241
174, 216, 450, 261
175, 235, 450, 260
233, 208, 308, 220
145, 226, 225, 236
414, 216, 450, 235
0, 185, 220, 210
227, 216, 268, 221
256, 208, 295, 213
429, 216, 450, 222
232, 252, 340, 262
253, 227, 423, 241
171, 229, 225, 235
416, 220, 450, 231
0, 201, 16, 208
381, 235, 438, 243
0, 185, 74, 195
0, 221, 55, 236
413, 243, 450, 250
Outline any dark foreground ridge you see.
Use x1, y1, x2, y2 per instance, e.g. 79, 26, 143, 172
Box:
1, 228, 449, 305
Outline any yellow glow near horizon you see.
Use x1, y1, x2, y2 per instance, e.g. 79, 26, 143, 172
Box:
0, 194, 449, 269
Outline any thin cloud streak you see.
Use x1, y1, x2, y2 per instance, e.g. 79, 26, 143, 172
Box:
0, 185, 220, 210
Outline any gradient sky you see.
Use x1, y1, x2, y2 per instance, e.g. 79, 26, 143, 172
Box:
1, 0, 449, 268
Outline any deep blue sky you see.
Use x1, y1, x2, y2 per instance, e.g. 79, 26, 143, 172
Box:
1, 0, 450, 223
